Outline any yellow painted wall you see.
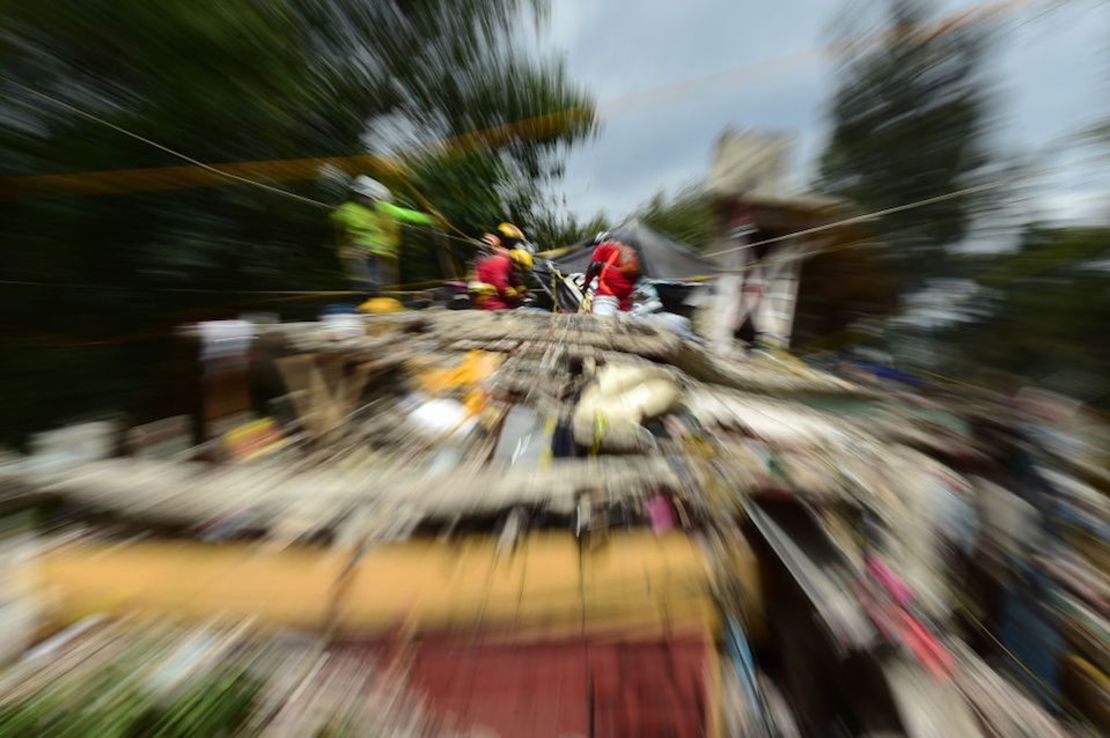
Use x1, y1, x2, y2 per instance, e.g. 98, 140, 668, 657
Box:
34, 532, 761, 640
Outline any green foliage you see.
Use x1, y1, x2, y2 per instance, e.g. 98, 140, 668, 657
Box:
394, 41, 596, 240
0, 0, 594, 443
940, 226, 1110, 400
0, 658, 263, 737
634, 186, 715, 250
818, 0, 995, 290
528, 206, 610, 250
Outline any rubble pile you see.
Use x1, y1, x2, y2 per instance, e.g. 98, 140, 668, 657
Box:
0, 310, 1102, 736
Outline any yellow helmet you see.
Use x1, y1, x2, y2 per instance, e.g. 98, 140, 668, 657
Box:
508, 248, 533, 271
358, 297, 403, 314
497, 222, 525, 242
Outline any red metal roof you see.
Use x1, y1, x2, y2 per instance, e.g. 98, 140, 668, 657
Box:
395, 636, 710, 737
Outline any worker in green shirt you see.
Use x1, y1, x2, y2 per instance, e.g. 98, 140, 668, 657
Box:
331, 176, 436, 297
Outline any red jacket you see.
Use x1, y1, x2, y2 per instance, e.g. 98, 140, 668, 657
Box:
475, 252, 523, 310
590, 242, 637, 310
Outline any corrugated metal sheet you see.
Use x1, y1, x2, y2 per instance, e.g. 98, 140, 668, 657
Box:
394, 637, 710, 738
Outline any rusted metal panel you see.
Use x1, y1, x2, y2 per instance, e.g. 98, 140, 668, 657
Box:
398, 637, 710, 738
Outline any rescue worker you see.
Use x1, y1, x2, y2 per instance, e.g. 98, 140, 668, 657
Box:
472, 236, 533, 310
583, 235, 640, 315
330, 176, 435, 298
467, 233, 504, 306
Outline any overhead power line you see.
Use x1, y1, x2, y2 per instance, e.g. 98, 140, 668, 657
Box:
0, 171, 1030, 292
0, 73, 332, 209
0, 72, 484, 247
703, 178, 1023, 261
0, 0, 1052, 201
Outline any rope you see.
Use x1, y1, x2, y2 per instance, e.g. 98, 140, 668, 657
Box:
703, 177, 1025, 261
0, 278, 445, 294
947, 582, 1090, 724
409, 223, 480, 248
2, 190, 1078, 322
0, 0, 1066, 278
0, 73, 333, 209
538, 177, 1021, 282
0, 0, 1052, 201
0, 72, 479, 246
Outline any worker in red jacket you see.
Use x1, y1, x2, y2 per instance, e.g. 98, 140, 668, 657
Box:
583, 236, 640, 314
472, 237, 534, 310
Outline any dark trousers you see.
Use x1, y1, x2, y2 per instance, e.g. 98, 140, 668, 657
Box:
340, 249, 397, 298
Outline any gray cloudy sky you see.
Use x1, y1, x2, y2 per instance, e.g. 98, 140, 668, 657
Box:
528, 0, 1109, 223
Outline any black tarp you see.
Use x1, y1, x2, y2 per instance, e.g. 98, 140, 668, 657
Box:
535, 221, 716, 281
531, 221, 716, 312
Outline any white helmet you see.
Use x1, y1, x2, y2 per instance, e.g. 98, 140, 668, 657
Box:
352, 175, 391, 201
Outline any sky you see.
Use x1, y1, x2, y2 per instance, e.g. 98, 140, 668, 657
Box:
527, 0, 1109, 224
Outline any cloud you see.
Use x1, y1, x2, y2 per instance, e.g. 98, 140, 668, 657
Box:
539, 0, 1108, 222
562, 69, 828, 216
1036, 190, 1110, 225
543, 0, 839, 216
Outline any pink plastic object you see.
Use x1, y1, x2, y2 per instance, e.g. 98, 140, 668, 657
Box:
646, 496, 677, 533
866, 554, 913, 608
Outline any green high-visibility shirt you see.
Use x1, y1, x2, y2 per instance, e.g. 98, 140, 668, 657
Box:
330, 200, 434, 257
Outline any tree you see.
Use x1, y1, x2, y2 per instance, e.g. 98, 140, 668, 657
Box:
634, 186, 715, 251
395, 45, 596, 242
818, 0, 995, 291
0, 0, 595, 444
940, 226, 1110, 403
525, 205, 609, 250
